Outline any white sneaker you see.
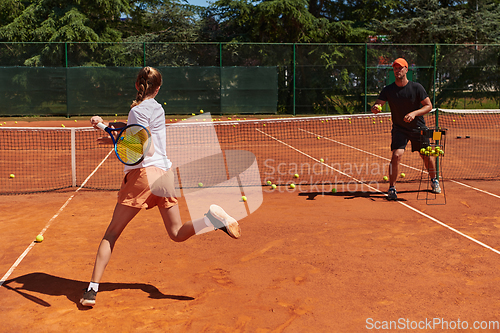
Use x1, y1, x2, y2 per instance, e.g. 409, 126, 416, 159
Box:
431, 179, 442, 194
205, 205, 241, 239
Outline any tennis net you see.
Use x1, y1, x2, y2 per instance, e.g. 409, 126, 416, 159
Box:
1, 109, 499, 195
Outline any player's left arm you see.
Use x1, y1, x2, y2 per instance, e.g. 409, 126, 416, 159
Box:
404, 97, 432, 123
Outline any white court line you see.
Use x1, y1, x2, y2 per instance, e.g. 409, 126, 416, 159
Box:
301, 128, 500, 199
257, 129, 500, 256
450, 180, 500, 199
299, 128, 424, 174
0, 149, 114, 287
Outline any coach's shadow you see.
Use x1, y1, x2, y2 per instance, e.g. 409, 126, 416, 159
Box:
2, 272, 194, 310
298, 190, 421, 201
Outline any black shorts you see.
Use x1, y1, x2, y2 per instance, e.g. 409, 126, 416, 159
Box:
391, 126, 430, 152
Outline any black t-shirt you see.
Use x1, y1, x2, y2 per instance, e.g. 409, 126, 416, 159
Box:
378, 81, 428, 132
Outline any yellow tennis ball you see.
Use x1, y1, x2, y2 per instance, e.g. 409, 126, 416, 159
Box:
9, 173, 15, 178
200, 110, 204, 113
376, 105, 382, 111
35, 235, 44, 243
400, 173, 406, 178
383, 176, 388, 181
198, 182, 203, 187
242, 196, 247, 202
332, 188, 337, 193
294, 173, 299, 178
267, 180, 272, 185
320, 158, 324, 163
61, 124, 65, 127
289, 183, 295, 189
271, 184, 277, 189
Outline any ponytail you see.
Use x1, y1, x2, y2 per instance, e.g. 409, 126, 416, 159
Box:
131, 67, 163, 108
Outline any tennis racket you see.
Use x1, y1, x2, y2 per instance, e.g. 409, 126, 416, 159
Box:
96, 123, 152, 166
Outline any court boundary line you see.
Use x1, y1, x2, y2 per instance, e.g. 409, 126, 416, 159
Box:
257, 129, 500, 256
0, 149, 114, 287
300, 128, 500, 200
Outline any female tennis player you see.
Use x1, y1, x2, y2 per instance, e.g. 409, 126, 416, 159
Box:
81, 66, 241, 307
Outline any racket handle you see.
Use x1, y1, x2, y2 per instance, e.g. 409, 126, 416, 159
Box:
96, 122, 107, 130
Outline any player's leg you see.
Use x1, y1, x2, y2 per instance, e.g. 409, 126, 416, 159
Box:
420, 154, 436, 179
411, 130, 441, 194
388, 127, 408, 200
81, 203, 140, 306
159, 204, 196, 242
159, 204, 241, 241
389, 148, 405, 187
420, 154, 441, 193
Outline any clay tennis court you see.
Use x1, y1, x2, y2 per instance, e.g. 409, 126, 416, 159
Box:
1, 117, 500, 332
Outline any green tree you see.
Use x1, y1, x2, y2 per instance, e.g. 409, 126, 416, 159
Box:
0, 0, 130, 65
204, 0, 372, 43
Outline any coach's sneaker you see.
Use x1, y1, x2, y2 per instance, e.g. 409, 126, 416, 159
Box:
80, 288, 97, 307
205, 204, 241, 239
431, 178, 442, 194
387, 187, 397, 200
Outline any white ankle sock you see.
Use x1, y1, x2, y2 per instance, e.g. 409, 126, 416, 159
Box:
192, 217, 214, 235
88, 282, 99, 292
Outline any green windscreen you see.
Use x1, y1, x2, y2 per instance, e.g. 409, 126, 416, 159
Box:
0, 66, 278, 116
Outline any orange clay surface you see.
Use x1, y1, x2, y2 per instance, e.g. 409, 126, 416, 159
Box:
1, 179, 500, 332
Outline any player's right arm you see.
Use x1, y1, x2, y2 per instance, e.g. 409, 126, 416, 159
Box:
90, 116, 113, 145
371, 99, 386, 114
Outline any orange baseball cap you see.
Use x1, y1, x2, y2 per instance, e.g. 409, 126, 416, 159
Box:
392, 58, 408, 68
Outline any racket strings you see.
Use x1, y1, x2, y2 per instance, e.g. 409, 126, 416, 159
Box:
116, 127, 150, 165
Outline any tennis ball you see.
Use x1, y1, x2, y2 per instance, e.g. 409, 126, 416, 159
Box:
35, 235, 44, 243
289, 183, 296, 189
420, 148, 426, 154
74, 120, 77, 122
271, 184, 277, 189
267, 180, 272, 185
9, 173, 15, 178
200, 110, 204, 114
320, 158, 324, 163
242, 196, 247, 202
332, 188, 337, 193
400, 173, 406, 178
198, 182, 203, 187
317, 136, 320, 140
294, 173, 299, 178
61, 124, 65, 127
426, 146, 432, 151
383, 176, 388, 181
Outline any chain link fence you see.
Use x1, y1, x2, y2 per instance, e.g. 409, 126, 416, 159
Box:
0, 42, 499, 116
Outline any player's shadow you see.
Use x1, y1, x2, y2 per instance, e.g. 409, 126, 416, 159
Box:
298, 190, 421, 201
1, 272, 194, 310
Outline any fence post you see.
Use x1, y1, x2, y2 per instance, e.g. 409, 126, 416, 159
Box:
293, 43, 296, 116
219, 42, 222, 116
65, 42, 69, 118
364, 43, 368, 113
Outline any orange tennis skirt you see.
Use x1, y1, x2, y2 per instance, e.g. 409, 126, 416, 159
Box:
118, 167, 178, 209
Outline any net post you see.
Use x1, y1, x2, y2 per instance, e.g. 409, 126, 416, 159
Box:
71, 128, 76, 187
